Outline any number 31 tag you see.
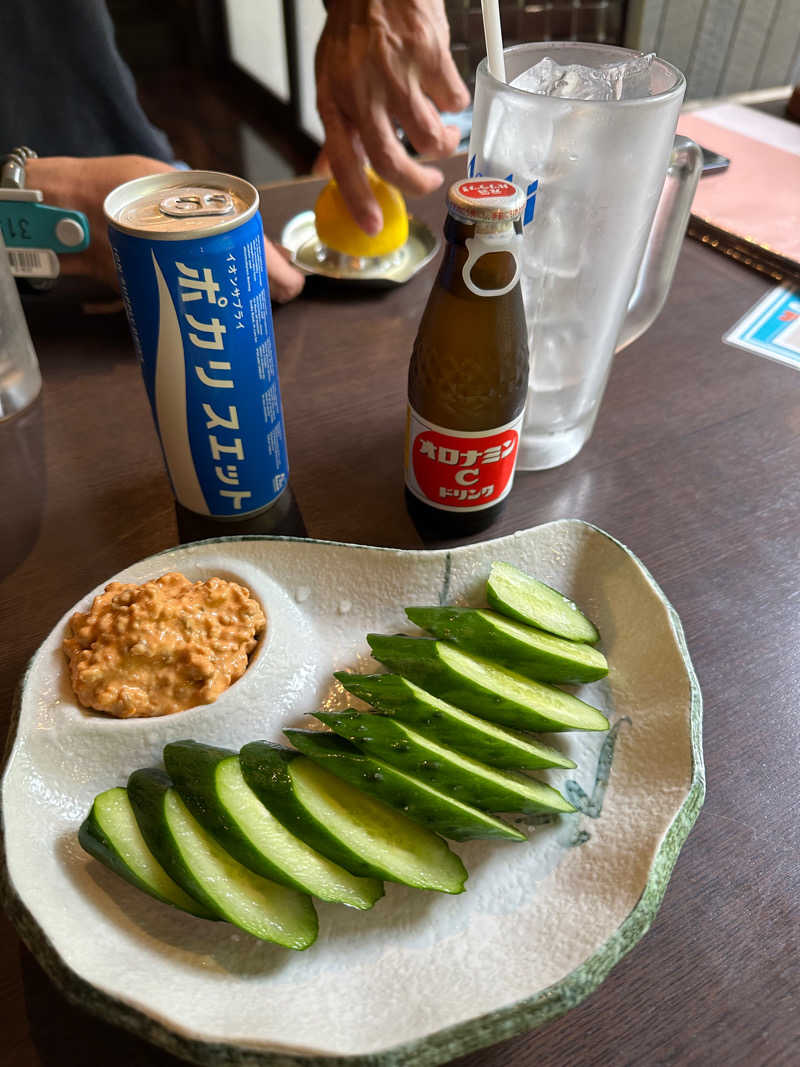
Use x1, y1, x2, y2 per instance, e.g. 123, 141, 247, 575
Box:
0, 190, 89, 281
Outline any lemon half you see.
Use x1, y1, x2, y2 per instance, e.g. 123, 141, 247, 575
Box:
315, 170, 409, 258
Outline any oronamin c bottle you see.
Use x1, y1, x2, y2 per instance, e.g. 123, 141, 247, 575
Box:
405, 178, 529, 538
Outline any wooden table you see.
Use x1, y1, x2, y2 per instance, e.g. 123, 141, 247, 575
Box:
1, 156, 798, 1066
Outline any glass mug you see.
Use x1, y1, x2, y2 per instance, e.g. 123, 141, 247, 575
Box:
0, 234, 41, 421
469, 42, 702, 469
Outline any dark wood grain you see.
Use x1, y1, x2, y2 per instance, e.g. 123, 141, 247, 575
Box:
1, 154, 798, 1067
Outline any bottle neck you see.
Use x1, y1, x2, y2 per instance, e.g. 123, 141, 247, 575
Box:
439, 215, 520, 295
443, 214, 518, 246
444, 215, 476, 246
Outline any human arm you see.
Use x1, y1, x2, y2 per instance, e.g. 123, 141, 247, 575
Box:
24, 156, 304, 302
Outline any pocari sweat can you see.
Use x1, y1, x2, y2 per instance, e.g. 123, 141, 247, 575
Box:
104, 171, 290, 521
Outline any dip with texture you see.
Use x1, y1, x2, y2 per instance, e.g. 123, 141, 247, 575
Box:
63, 572, 265, 718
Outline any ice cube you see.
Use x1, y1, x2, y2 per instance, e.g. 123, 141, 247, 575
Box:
511, 53, 655, 102
511, 57, 615, 101
603, 52, 655, 100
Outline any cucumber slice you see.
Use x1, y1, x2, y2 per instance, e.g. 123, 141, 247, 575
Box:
405, 607, 607, 684
487, 562, 600, 643
314, 710, 576, 816
78, 787, 215, 919
164, 741, 384, 910
240, 742, 467, 894
127, 768, 318, 949
284, 729, 525, 842
335, 672, 574, 770
367, 635, 609, 733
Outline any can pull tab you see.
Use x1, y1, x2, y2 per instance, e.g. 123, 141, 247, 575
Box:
159, 189, 235, 218
462, 233, 522, 298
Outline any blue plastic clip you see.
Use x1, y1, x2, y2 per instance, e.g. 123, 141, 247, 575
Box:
0, 197, 89, 254
0, 148, 89, 282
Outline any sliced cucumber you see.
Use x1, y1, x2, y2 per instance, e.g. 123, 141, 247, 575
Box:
487, 561, 600, 643
285, 729, 525, 842
127, 767, 318, 948
335, 672, 574, 770
367, 635, 609, 732
164, 741, 384, 910
240, 742, 467, 894
78, 787, 215, 919
314, 710, 576, 816
405, 607, 607, 684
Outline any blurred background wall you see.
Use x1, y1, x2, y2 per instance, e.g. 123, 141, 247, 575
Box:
626, 0, 800, 98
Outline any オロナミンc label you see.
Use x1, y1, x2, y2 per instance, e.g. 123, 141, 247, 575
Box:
404, 408, 524, 512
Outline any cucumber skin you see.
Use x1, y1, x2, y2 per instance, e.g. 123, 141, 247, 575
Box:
238, 742, 388, 880
487, 563, 600, 644
284, 728, 525, 842
335, 672, 575, 770
163, 741, 239, 838
127, 768, 226, 917
128, 766, 320, 949
164, 740, 317, 894
367, 634, 609, 733
78, 802, 214, 919
314, 711, 575, 816
405, 607, 608, 684
164, 740, 384, 908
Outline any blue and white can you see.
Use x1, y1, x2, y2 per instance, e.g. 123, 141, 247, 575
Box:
104, 171, 289, 519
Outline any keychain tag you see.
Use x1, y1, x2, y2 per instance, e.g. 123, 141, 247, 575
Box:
4, 246, 60, 279
0, 148, 89, 283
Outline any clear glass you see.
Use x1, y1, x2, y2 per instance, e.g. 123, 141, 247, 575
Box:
0, 234, 41, 421
469, 42, 702, 469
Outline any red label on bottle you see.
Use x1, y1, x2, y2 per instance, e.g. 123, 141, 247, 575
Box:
405, 408, 524, 512
457, 180, 517, 200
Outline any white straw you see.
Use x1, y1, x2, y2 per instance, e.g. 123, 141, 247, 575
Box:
481, 0, 506, 82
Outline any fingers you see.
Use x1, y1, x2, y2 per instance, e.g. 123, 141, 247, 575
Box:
436, 124, 464, 159
263, 238, 305, 303
322, 98, 453, 225
319, 104, 383, 234
408, 0, 471, 113
310, 146, 332, 178
420, 51, 471, 115
358, 105, 446, 199
392, 82, 458, 159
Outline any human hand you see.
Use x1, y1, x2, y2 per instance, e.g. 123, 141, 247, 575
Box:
26, 156, 174, 291
24, 156, 304, 302
315, 0, 470, 234
262, 238, 305, 303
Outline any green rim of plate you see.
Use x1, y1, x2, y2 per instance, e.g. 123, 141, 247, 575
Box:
0, 521, 705, 1066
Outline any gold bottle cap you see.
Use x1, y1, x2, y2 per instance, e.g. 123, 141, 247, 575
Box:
447, 178, 525, 225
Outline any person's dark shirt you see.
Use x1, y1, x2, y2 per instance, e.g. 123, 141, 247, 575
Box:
0, 0, 174, 161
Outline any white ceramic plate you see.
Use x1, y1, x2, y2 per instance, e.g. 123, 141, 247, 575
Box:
1, 521, 704, 1066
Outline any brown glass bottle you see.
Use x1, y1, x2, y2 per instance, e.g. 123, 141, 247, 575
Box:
405, 179, 529, 539
175, 486, 306, 543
